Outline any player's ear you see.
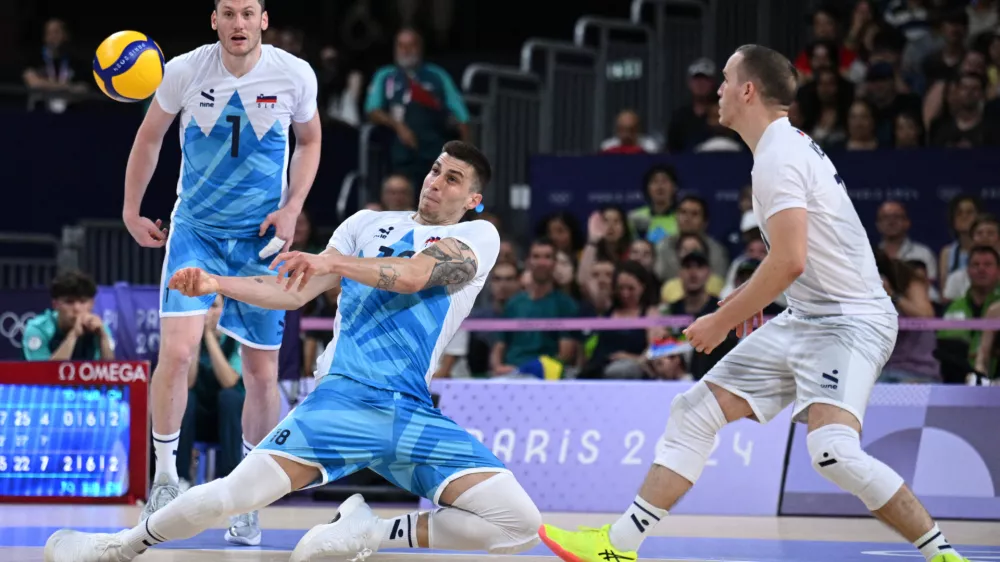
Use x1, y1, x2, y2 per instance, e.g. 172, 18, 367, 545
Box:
467, 192, 483, 211
261, 11, 269, 31
211, 11, 218, 31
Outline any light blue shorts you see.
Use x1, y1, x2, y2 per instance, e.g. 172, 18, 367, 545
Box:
254, 375, 509, 504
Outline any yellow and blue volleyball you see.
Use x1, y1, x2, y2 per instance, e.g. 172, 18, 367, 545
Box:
93, 31, 165, 103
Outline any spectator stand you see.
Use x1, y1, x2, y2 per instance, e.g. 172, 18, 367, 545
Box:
62, 219, 164, 286
0, 232, 60, 290
520, 39, 598, 155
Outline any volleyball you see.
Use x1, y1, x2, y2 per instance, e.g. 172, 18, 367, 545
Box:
92, 31, 165, 103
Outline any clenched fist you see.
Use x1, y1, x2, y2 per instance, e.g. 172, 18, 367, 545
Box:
168, 267, 219, 297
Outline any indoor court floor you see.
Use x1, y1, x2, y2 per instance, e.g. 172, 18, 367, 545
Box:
1, 502, 998, 562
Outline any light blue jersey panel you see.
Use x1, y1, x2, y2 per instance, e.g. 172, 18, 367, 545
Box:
331, 229, 452, 405
176, 92, 286, 237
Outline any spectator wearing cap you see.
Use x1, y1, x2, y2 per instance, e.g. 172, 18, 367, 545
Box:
654, 195, 728, 283
663, 249, 734, 379
877, 200, 937, 281
794, 5, 858, 79
659, 233, 725, 305
601, 109, 661, 154
628, 164, 679, 245
23, 270, 114, 361
930, 72, 996, 147
666, 57, 719, 153
864, 58, 923, 145
944, 214, 1000, 301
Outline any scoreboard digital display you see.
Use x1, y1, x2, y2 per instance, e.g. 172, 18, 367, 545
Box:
0, 361, 149, 504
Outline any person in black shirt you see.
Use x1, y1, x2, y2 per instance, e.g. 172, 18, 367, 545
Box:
931, 72, 993, 147
666, 58, 719, 153
21, 19, 89, 113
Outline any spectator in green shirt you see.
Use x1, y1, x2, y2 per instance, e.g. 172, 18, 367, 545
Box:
491, 238, 579, 376
22, 270, 114, 361
938, 246, 1000, 381
627, 164, 680, 245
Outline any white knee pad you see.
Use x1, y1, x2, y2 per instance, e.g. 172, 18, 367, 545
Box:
653, 381, 728, 484
443, 472, 542, 554
806, 424, 904, 511
179, 453, 291, 529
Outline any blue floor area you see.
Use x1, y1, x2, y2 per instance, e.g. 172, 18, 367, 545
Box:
3, 526, 999, 561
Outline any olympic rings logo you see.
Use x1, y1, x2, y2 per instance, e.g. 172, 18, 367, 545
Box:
0, 311, 37, 348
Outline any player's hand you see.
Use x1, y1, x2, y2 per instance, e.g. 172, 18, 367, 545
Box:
270, 251, 336, 292
718, 282, 764, 338
258, 207, 297, 257
396, 123, 418, 149
683, 312, 729, 354
168, 267, 219, 297
124, 214, 168, 248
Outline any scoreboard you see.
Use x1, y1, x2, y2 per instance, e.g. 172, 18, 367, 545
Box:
0, 361, 149, 504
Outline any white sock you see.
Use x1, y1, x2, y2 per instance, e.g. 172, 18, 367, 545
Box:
609, 495, 668, 552
377, 511, 420, 550
242, 437, 254, 459
915, 524, 955, 561
152, 431, 180, 483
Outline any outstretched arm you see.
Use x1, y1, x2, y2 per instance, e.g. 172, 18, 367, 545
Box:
273, 238, 479, 295
169, 248, 343, 310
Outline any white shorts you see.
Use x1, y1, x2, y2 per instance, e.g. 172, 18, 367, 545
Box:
702, 309, 898, 425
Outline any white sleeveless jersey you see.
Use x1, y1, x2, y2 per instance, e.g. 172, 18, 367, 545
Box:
316, 210, 500, 404
751, 117, 895, 316
154, 43, 318, 237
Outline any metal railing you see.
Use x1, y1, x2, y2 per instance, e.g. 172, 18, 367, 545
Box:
461, 64, 541, 232
69, 220, 164, 286
0, 233, 60, 290
573, 17, 656, 149
520, 39, 598, 154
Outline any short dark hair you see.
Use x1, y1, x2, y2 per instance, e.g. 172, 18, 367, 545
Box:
50, 270, 97, 301
734, 44, 798, 108
215, 0, 265, 10
960, 72, 987, 92
530, 237, 557, 254
972, 213, 1000, 235
442, 141, 492, 193
678, 194, 710, 223
969, 245, 1000, 265
674, 232, 710, 259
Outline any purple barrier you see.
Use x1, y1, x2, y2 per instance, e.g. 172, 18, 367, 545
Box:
420, 380, 792, 515
781, 385, 1000, 520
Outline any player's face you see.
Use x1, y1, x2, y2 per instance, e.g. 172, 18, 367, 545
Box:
213, 0, 268, 57
419, 154, 482, 223
717, 53, 745, 129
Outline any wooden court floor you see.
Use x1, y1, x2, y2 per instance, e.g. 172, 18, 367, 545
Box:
1, 503, 999, 561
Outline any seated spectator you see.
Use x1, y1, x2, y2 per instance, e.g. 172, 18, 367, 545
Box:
844, 0, 878, 55
667, 58, 720, 152
793, 5, 857, 80
365, 28, 469, 191
23, 270, 114, 361
497, 237, 520, 268
22, 19, 88, 113
177, 296, 245, 486
628, 164, 680, 244
663, 250, 736, 379
644, 338, 694, 381
944, 213, 1000, 301
921, 10, 969, 90
930, 72, 995, 147
536, 211, 584, 260
316, 46, 364, 127
654, 195, 729, 282
491, 239, 579, 377
660, 233, 725, 304
627, 239, 657, 281
459, 262, 522, 377
579, 256, 616, 317
876, 200, 937, 281
938, 246, 1000, 382
846, 20, 885, 86
966, 0, 999, 45
721, 212, 770, 297
798, 67, 854, 149
864, 60, 922, 144
905, 259, 943, 304
874, 250, 940, 383
577, 208, 632, 294
601, 109, 660, 153
691, 96, 744, 152
924, 49, 987, 129
939, 194, 982, 286
724, 185, 755, 258
554, 250, 581, 300
578, 261, 659, 380
832, 99, 881, 150
379, 174, 416, 211
893, 111, 926, 147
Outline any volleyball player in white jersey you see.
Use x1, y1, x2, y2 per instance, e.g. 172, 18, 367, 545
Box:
121, 0, 321, 545
540, 45, 970, 562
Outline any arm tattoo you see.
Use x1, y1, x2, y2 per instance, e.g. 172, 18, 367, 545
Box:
422, 239, 478, 289
377, 264, 400, 290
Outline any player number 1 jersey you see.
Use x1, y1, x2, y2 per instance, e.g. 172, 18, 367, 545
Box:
155, 43, 318, 237
315, 210, 501, 405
